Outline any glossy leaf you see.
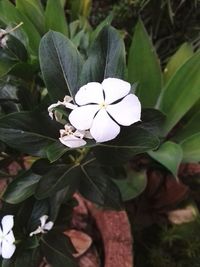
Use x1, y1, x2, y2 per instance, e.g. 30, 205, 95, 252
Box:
128, 19, 162, 107
81, 25, 126, 84
158, 52, 200, 135
164, 42, 193, 83
180, 133, 200, 162
42, 232, 77, 267
16, 0, 45, 35
113, 170, 147, 201
0, 53, 17, 78
46, 141, 69, 162
2, 170, 41, 204
79, 162, 122, 209
140, 108, 166, 136
149, 141, 183, 176
5, 34, 28, 62
35, 164, 80, 199
0, 0, 41, 54
0, 112, 58, 157
45, 0, 68, 36
94, 126, 159, 165
39, 31, 83, 101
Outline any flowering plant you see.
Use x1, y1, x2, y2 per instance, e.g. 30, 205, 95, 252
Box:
0, 1, 199, 266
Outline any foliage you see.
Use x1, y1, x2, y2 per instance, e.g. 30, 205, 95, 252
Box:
0, 0, 199, 266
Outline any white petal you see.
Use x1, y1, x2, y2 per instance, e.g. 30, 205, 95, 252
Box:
40, 215, 48, 228
90, 109, 120, 142
75, 82, 104, 105
106, 94, 141, 126
69, 105, 99, 130
44, 221, 54, 231
5, 231, 15, 244
2, 237, 15, 259
29, 226, 42, 236
48, 101, 62, 119
1, 215, 14, 235
102, 78, 131, 104
59, 135, 86, 148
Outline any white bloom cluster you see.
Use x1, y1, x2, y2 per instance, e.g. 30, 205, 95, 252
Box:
0, 214, 53, 259
29, 215, 53, 236
0, 215, 15, 259
49, 78, 141, 148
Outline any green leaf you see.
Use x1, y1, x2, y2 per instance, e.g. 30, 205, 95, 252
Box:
0, 0, 41, 54
140, 108, 166, 136
173, 110, 200, 142
45, 0, 68, 36
46, 141, 68, 162
81, 25, 126, 84
80, 162, 122, 209
148, 141, 183, 176
158, 52, 200, 135
128, 19, 162, 107
5, 34, 28, 62
42, 232, 78, 267
180, 133, 200, 162
35, 164, 80, 199
94, 126, 159, 165
39, 31, 83, 101
164, 42, 193, 83
16, 0, 45, 35
0, 53, 17, 77
2, 170, 41, 204
113, 170, 147, 201
0, 112, 57, 157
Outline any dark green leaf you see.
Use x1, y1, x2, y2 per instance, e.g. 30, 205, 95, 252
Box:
128, 19, 162, 107
46, 141, 68, 162
158, 52, 200, 135
0, 111, 58, 157
14, 248, 41, 267
113, 170, 147, 201
5, 34, 28, 62
94, 126, 159, 165
0, 0, 41, 54
35, 164, 80, 199
39, 31, 83, 101
81, 25, 126, 84
2, 170, 41, 204
140, 108, 166, 136
42, 232, 78, 267
45, 0, 68, 36
148, 141, 183, 176
79, 162, 122, 209
173, 110, 200, 142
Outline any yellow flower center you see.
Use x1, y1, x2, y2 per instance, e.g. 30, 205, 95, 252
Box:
99, 102, 107, 109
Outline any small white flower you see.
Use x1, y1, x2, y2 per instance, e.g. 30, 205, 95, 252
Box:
59, 124, 92, 148
29, 215, 53, 236
0, 215, 16, 259
69, 78, 141, 142
48, 95, 77, 120
0, 29, 8, 48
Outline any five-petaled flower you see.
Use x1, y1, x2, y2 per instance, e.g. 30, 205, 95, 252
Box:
0, 215, 16, 259
29, 215, 53, 236
69, 78, 141, 142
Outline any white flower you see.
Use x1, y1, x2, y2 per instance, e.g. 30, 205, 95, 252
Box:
59, 124, 92, 148
29, 215, 53, 236
48, 95, 77, 120
69, 78, 141, 142
0, 29, 8, 48
0, 215, 16, 259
